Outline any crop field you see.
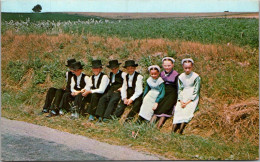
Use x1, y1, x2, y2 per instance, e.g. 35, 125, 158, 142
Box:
1, 13, 259, 160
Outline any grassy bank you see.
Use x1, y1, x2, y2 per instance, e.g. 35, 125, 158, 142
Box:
1, 13, 259, 160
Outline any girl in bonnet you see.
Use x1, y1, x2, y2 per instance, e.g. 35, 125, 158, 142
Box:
151, 57, 179, 128
172, 58, 201, 134
137, 65, 165, 123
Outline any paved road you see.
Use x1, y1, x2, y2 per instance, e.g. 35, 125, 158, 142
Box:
1, 118, 166, 161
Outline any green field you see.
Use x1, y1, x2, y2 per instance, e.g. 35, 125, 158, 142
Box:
1, 13, 259, 160
1, 13, 259, 48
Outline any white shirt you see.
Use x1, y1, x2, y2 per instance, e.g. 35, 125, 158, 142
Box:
70, 73, 91, 92
88, 73, 110, 94
66, 71, 69, 82
121, 71, 143, 101
111, 71, 127, 85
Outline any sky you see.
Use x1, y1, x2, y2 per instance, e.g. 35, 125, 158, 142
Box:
1, 0, 259, 13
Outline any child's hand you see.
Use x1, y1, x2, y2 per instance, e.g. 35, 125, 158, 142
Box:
71, 91, 80, 96
123, 99, 128, 105
180, 101, 186, 108
181, 100, 191, 108
82, 90, 90, 97
152, 103, 158, 111
127, 99, 133, 105
81, 89, 86, 93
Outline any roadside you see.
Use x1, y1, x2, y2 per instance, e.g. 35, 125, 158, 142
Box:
1, 117, 167, 161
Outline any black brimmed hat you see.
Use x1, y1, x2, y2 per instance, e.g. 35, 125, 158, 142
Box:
91, 60, 103, 68
71, 61, 84, 70
107, 60, 121, 69
123, 60, 138, 68
65, 58, 76, 67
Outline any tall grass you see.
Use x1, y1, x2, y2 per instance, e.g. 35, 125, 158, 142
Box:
1, 13, 259, 48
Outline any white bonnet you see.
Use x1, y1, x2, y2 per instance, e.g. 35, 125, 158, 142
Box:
162, 57, 175, 63
148, 65, 161, 72
181, 58, 194, 65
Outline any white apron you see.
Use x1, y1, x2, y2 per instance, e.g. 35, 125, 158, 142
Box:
173, 72, 200, 124
139, 77, 164, 121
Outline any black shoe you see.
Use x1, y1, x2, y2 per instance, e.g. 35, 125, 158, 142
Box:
38, 109, 48, 115
46, 110, 57, 118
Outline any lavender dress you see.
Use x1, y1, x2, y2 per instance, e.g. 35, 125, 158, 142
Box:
154, 70, 179, 117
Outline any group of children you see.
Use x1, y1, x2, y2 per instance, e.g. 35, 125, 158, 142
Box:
40, 57, 201, 134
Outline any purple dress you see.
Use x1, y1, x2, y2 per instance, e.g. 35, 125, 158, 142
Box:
154, 70, 179, 117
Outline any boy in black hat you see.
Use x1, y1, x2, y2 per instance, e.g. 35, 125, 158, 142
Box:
113, 60, 143, 121
41, 58, 76, 117
95, 60, 127, 122
81, 60, 110, 121
59, 61, 91, 118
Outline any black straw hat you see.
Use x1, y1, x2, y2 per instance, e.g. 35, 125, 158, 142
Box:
123, 60, 138, 68
91, 60, 103, 68
71, 61, 84, 70
107, 60, 121, 69
65, 58, 76, 67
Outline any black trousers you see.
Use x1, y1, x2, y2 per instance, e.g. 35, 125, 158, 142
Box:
59, 91, 74, 112
73, 93, 91, 115
83, 93, 103, 116
43, 87, 65, 113
113, 96, 142, 119
95, 90, 121, 119
113, 88, 143, 119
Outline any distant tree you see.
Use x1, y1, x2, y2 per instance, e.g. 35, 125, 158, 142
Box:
32, 4, 42, 13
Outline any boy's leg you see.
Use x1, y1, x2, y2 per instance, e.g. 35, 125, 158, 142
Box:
95, 92, 111, 118
59, 92, 74, 113
51, 89, 65, 114
126, 96, 142, 120
81, 94, 91, 116
103, 91, 121, 119
113, 100, 127, 118
42, 87, 57, 113
86, 93, 102, 119
72, 93, 84, 117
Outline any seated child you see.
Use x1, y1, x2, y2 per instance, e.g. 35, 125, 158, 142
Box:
172, 58, 201, 134
95, 60, 127, 122
42, 58, 76, 117
113, 60, 143, 121
138, 65, 165, 123
81, 60, 110, 121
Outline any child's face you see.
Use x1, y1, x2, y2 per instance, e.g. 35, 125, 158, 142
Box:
162, 60, 174, 73
126, 66, 136, 75
150, 69, 160, 80
92, 67, 102, 76
110, 67, 119, 74
73, 69, 83, 76
183, 62, 193, 75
